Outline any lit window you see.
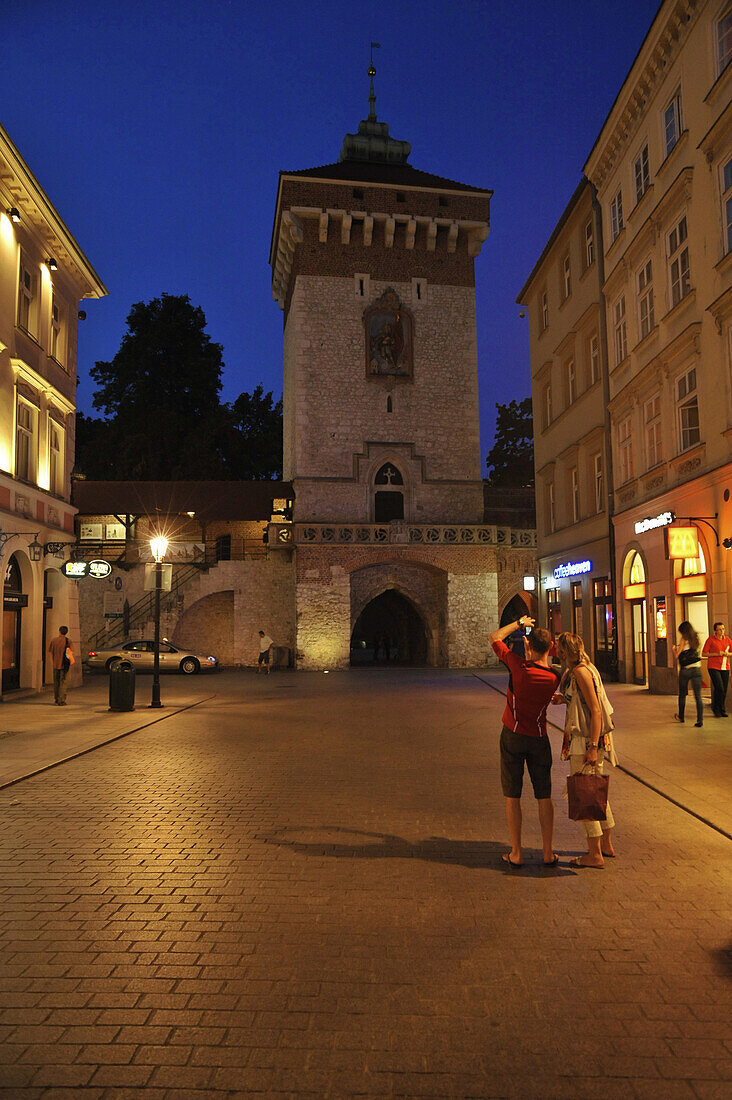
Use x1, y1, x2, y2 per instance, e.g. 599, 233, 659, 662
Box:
634, 143, 650, 203
664, 88, 683, 157
683, 544, 706, 577
585, 221, 594, 268
644, 392, 662, 468
50, 296, 66, 365
541, 291, 548, 331
716, 4, 732, 75
618, 414, 633, 484
49, 421, 64, 495
610, 190, 624, 242
562, 254, 571, 299
613, 295, 627, 365
637, 259, 655, 339
722, 156, 732, 255
15, 398, 37, 482
593, 453, 604, 513
629, 551, 645, 585
676, 367, 700, 452
589, 334, 600, 385
668, 215, 690, 307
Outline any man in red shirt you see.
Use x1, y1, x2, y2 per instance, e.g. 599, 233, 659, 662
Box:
702, 622, 732, 717
489, 615, 561, 867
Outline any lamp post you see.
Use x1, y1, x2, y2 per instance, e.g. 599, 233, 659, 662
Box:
149, 536, 168, 709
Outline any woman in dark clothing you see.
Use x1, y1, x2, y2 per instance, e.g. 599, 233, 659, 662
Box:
672, 621, 703, 727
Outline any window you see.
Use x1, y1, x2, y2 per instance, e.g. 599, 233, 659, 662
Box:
610, 189, 624, 241
676, 367, 700, 452
17, 257, 37, 336
644, 392, 662, 468
374, 463, 404, 522
48, 421, 63, 494
716, 4, 732, 75
572, 582, 584, 637
634, 143, 650, 203
593, 578, 614, 668
668, 215, 690, 307
547, 587, 561, 634
562, 254, 571, 299
664, 88, 683, 156
618, 414, 633, 484
544, 382, 553, 428
541, 290, 548, 331
585, 221, 594, 268
566, 360, 576, 406
593, 453, 604, 513
570, 467, 579, 523
547, 481, 555, 533
722, 156, 732, 255
613, 295, 627, 365
637, 259, 655, 339
50, 296, 65, 365
589, 334, 600, 385
15, 399, 36, 482
215, 534, 231, 561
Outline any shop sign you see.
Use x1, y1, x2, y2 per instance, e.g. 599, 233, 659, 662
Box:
676, 574, 707, 596
553, 559, 592, 579
624, 582, 646, 600
3, 592, 28, 609
634, 510, 675, 535
88, 560, 112, 579
63, 561, 88, 578
666, 526, 699, 560
654, 596, 667, 640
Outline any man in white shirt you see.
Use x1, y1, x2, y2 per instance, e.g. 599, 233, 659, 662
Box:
257, 630, 274, 674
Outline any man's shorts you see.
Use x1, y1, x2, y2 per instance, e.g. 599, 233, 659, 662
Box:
500, 725, 553, 800
258, 650, 269, 665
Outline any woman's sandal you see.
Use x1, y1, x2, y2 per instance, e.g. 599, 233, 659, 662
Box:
570, 857, 604, 868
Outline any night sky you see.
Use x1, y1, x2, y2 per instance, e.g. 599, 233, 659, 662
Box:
5, 0, 660, 461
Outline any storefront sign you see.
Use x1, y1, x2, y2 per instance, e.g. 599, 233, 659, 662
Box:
3, 592, 28, 609
676, 574, 707, 596
62, 561, 88, 578
634, 510, 675, 535
88, 560, 112, 579
624, 582, 646, 600
666, 526, 699, 560
553, 559, 592, 579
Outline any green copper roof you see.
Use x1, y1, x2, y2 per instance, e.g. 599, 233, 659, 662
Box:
338, 64, 411, 166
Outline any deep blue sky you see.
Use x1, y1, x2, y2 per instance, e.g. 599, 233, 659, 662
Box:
5, 0, 660, 461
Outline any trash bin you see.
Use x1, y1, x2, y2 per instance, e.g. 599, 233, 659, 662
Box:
109, 660, 136, 712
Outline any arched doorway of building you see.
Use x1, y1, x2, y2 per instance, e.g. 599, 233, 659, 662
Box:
350, 588, 429, 666
623, 549, 648, 685
500, 593, 530, 656
3, 554, 27, 693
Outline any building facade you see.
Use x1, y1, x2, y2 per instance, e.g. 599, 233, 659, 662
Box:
517, 178, 617, 677
269, 69, 536, 669
521, 0, 732, 695
0, 122, 106, 696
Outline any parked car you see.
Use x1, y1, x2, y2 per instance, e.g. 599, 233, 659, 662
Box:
85, 640, 218, 675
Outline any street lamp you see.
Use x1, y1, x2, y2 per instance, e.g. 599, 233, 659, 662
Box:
149, 536, 168, 709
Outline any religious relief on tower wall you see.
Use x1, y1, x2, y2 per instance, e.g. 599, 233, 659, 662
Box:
365, 289, 413, 378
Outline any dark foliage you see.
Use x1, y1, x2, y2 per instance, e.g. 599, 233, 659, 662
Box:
485, 397, 535, 489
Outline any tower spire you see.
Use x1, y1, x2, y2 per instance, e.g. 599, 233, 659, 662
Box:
368, 62, 377, 122
338, 44, 411, 165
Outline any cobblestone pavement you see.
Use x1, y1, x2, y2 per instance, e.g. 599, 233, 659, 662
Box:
0, 670, 730, 1098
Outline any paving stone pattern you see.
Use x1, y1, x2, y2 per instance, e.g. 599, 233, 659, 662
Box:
0, 670, 730, 1098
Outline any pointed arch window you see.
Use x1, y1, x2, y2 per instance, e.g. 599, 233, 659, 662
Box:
374, 463, 404, 522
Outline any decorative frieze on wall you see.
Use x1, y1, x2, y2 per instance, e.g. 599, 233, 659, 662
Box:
288, 523, 537, 548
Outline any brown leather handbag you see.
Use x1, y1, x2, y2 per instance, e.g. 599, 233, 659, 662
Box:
567, 767, 609, 821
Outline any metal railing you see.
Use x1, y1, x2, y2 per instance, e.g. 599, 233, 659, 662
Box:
87, 563, 203, 651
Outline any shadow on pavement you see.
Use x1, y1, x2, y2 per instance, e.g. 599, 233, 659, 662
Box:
261, 825, 576, 877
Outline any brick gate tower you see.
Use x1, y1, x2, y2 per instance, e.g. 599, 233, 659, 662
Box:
269, 67, 534, 669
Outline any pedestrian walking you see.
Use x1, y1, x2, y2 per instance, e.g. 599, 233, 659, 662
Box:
672, 621, 703, 727
48, 625, 74, 705
257, 630, 274, 674
489, 615, 561, 868
702, 622, 731, 718
554, 632, 618, 868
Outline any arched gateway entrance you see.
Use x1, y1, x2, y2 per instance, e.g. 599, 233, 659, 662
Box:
351, 589, 429, 666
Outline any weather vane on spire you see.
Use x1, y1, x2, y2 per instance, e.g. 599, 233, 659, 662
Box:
368, 42, 380, 121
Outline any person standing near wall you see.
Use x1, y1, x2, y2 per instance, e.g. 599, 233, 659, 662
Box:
257, 630, 274, 674
702, 622, 732, 718
48, 626, 73, 706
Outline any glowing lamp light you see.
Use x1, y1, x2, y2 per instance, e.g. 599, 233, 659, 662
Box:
523, 575, 536, 591
150, 536, 168, 562
46, 257, 58, 271
8, 207, 20, 223
323, 669, 330, 674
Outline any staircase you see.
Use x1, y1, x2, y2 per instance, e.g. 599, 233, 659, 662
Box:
88, 564, 205, 650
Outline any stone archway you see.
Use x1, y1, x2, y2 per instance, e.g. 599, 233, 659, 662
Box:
351, 588, 429, 666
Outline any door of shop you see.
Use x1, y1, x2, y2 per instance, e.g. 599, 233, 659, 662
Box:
631, 599, 647, 685
2, 556, 25, 693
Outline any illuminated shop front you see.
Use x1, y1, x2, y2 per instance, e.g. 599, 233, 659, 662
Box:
538, 537, 615, 677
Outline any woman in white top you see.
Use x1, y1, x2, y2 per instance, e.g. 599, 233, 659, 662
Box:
554, 632, 618, 869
